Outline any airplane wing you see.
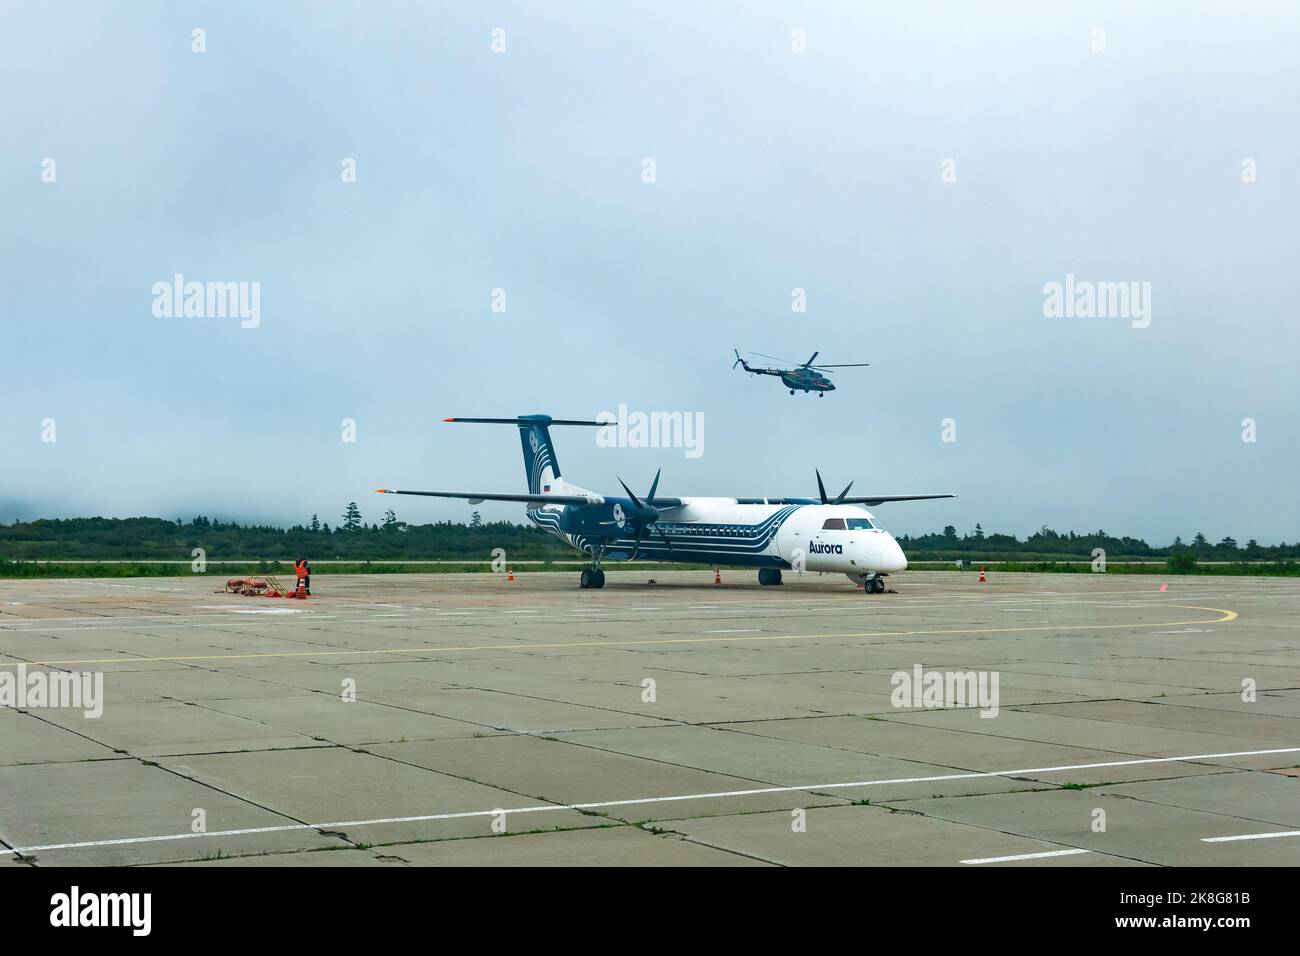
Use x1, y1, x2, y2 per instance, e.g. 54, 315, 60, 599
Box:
376, 488, 596, 506
834, 494, 956, 505
737, 494, 956, 506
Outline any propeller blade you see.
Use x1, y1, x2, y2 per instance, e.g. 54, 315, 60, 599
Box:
834, 481, 854, 505
811, 363, 870, 368
617, 477, 644, 510
654, 525, 675, 556
816, 469, 829, 505
804, 351, 819, 367
646, 468, 661, 505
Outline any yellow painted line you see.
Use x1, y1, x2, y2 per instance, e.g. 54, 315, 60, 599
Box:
0, 605, 1237, 670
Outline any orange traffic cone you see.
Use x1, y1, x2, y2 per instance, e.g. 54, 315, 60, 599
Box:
713, 567, 721, 585
507, 566, 514, 582
978, 564, 986, 583
294, 579, 307, 599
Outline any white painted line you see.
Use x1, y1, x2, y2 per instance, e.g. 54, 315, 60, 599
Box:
0, 593, 1237, 631
1202, 830, 1300, 843
4, 746, 1296, 858
223, 608, 308, 615
961, 848, 1091, 864
702, 628, 761, 634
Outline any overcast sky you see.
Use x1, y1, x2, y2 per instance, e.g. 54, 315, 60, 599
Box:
2, 1, 1297, 544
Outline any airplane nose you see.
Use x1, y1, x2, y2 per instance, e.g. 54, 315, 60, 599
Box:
890, 540, 908, 572
879, 538, 907, 572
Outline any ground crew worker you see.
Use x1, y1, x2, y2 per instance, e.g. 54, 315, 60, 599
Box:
295, 557, 311, 595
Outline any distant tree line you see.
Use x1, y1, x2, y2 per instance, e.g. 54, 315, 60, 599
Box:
895, 525, 1294, 561
0, 506, 570, 560
1, 510, 1297, 562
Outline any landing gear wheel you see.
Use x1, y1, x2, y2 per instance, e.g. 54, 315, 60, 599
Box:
864, 575, 885, 594
581, 568, 606, 589
758, 568, 783, 586
789, 389, 795, 395
593, 569, 606, 588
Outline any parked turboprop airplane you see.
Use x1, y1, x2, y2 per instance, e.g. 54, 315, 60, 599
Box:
377, 415, 954, 592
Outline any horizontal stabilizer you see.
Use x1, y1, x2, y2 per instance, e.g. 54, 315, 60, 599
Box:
443, 417, 610, 426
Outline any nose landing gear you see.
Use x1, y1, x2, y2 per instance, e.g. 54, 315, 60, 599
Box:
863, 573, 885, 594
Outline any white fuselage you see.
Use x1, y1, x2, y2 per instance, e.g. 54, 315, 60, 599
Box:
529, 491, 908, 577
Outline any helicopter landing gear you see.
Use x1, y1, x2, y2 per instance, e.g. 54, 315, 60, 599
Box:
758, 568, 783, 586
863, 574, 885, 594
789, 389, 795, 395
818, 392, 824, 397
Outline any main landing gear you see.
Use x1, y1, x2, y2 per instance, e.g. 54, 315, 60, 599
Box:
580, 546, 608, 589
758, 568, 783, 586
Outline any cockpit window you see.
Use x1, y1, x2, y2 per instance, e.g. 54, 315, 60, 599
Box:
845, 517, 876, 530
821, 518, 846, 530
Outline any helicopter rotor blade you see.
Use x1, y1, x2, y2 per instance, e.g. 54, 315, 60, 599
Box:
750, 351, 800, 365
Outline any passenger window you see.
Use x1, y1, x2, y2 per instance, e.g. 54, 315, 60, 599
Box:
821, 518, 846, 530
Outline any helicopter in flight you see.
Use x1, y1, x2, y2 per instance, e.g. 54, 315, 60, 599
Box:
732, 350, 870, 396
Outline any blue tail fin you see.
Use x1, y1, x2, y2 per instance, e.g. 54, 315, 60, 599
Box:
518, 415, 559, 495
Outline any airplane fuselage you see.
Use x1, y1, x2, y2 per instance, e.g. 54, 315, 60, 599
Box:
527, 496, 907, 578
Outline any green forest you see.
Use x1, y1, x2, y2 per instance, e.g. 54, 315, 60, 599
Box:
1, 508, 1297, 564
